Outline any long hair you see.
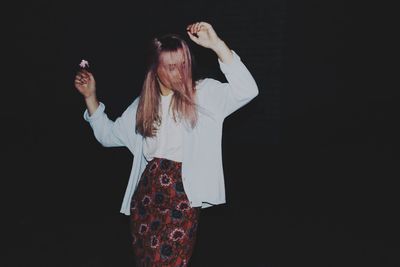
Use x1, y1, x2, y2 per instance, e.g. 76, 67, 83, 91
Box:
136, 34, 198, 137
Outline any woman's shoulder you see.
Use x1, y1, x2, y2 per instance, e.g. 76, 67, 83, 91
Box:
195, 78, 222, 92
194, 78, 227, 113
121, 96, 140, 116
130, 96, 141, 108
195, 78, 206, 90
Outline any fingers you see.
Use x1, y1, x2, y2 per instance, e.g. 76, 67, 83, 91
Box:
186, 24, 195, 35
186, 31, 199, 44
199, 21, 211, 28
75, 76, 88, 85
75, 77, 87, 85
186, 21, 211, 35
75, 70, 91, 85
76, 70, 91, 80
194, 22, 201, 33
83, 70, 94, 80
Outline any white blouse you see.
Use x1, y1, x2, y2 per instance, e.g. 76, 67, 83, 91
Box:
83, 50, 259, 215
143, 91, 184, 163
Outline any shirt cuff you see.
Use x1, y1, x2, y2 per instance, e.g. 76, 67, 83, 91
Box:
218, 50, 242, 74
83, 102, 105, 122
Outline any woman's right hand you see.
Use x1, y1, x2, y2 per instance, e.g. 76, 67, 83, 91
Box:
74, 70, 96, 98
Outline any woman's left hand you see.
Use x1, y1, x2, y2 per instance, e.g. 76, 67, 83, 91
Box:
186, 22, 222, 50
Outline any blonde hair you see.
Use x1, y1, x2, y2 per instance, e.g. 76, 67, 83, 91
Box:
136, 34, 197, 137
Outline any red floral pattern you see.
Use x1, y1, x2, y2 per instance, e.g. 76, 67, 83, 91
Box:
130, 158, 200, 267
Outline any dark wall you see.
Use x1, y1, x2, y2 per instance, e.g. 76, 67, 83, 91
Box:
3, 0, 398, 266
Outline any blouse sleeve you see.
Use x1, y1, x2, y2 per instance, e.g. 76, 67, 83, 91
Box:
83, 97, 139, 151
212, 50, 259, 118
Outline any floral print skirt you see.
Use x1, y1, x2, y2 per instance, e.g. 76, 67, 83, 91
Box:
130, 157, 200, 267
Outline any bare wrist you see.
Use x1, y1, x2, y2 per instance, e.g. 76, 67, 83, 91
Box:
84, 95, 100, 116
211, 39, 226, 54
84, 93, 97, 101
211, 40, 233, 64
84, 94, 99, 107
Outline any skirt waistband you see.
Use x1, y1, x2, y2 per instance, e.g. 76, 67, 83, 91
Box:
148, 157, 182, 166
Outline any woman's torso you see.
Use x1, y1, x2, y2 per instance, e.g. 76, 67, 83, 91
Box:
143, 91, 184, 163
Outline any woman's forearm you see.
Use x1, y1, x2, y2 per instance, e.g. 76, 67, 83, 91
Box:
211, 39, 233, 64
85, 95, 100, 116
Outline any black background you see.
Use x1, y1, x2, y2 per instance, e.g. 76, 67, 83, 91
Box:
3, 0, 399, 266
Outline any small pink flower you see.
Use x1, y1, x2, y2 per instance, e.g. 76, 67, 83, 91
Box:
79, 59, 89, 68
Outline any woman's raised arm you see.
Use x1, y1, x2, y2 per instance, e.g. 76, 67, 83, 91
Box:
187, 22, 259, 118
74, 70, 138, 151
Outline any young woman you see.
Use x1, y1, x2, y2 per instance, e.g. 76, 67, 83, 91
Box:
74, 21, 258, 267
